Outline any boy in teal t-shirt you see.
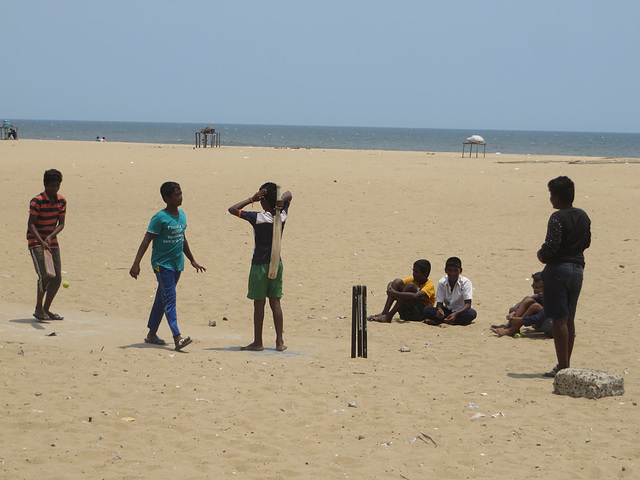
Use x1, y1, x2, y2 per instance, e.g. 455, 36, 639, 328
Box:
130, 182, 206, 351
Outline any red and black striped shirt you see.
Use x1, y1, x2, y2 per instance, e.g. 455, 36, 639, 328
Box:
26, 192, 67, 250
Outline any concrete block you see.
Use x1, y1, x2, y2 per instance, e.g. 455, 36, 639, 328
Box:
553, 367, 624, 399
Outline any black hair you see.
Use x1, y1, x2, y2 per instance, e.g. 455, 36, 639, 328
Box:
445, 256, 462, 269
160, 181, 181, 199
413, 259, 431, 277
260, 182, 277, 209
548, 176, 575, 204
43, 169, 62, 185
532, 271, 543, 283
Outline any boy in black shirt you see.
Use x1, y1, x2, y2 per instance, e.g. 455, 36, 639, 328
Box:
537, 176, 591, 377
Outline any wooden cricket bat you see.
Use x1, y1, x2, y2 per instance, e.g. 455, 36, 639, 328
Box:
268, 185, 282, 279
43, 249, 56, 278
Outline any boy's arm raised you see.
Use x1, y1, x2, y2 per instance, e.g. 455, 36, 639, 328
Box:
129, 232, 155, 279
183, 235, 206, 273
228, 189, 265, 217
277, 190, 292, 208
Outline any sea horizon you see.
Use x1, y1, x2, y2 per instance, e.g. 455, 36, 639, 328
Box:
4, 118, 640, 158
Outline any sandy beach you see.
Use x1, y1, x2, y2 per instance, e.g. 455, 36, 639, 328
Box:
1, 139, 638, 479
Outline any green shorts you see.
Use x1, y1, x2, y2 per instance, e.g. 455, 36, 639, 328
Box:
399, 302, 427, 321
247, 262, 283, 300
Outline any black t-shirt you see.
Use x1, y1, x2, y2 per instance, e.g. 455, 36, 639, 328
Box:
539, 207, 591, 267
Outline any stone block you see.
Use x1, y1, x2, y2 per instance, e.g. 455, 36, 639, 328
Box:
553, 368, 624, 399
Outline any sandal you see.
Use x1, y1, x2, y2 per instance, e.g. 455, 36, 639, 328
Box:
45, 312, 64, 320
175, 337, 193, 351
544, 364, 560, 378
144, 335, 166, 345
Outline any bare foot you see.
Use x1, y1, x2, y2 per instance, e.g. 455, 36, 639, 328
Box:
276, 344, 288, 352
241, 342, 264, 351
368, 313, 391, 323
491, 326, 519, 337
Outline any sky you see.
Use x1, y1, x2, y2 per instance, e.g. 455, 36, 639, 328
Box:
2, 1, 639, 133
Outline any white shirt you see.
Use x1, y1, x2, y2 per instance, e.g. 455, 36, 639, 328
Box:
435, 275, 473, 312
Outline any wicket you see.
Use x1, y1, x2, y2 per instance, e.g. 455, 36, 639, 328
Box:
351, 284, 367, 358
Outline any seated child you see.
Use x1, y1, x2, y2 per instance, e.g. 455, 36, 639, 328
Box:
491, 272, 553, 337
368, 259, 435, 323
424, 256, 477, 326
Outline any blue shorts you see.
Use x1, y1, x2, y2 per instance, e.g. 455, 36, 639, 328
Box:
542, 263, 584, 320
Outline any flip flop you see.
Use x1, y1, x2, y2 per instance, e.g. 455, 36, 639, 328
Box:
33, 312, 49, 321
491, 324, 507, 329
175, 337, 193, 351
544, 364, 560, 378
144, 336, 166, 345
46, 312, 64, 320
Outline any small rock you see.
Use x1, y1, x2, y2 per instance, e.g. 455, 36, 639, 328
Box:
208, 320, 217, 327
400, 346, 411, 352
348, 401, 359, 408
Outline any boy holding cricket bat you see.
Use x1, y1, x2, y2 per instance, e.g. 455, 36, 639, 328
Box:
228, 183, 292, 351
27, 169, 66, 321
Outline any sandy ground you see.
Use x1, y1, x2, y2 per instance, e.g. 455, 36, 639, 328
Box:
1, 140, 638, 479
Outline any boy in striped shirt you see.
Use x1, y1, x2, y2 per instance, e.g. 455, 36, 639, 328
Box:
27, 169, 66, 321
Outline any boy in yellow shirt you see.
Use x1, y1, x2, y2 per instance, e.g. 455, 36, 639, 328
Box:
369, 259, 435, 323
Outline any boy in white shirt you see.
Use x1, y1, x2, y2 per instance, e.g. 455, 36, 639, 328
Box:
424, 256, 477, 326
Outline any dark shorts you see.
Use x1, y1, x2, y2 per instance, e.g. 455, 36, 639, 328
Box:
30, 246, 62, 293
542, 263, 584, 320
399, 303, 427, 321
247, 262, 283, 300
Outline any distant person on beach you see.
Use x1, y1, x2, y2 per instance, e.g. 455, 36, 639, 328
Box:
424, 256, 477, 326
538, 176, 591, 377
368, 259, 435, 323
100, 137, 106, 142
228, 183, 292, 351
491, 272, 552, 338
129, 181, 206, 351
96, 136, 100, 141
27, 169, 66, 321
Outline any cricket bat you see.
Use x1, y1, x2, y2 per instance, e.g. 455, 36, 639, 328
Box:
268, 185, 282, 279
43, 249, 56, 278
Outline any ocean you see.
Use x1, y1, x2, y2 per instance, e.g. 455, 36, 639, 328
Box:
5, 119, 640, 158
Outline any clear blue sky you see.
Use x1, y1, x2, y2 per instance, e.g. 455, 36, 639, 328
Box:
2, 1, 639, 133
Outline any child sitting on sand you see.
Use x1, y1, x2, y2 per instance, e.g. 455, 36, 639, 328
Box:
491, 272, 552, 337
424, 256, 477, 326
129, 181, 206, 351
368, 259, 436, 323
228, 183, 292, 351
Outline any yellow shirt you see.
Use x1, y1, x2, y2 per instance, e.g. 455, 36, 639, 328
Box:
403, 277, 436, 307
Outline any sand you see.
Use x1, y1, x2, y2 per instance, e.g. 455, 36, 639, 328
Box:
1, 140, 638, 479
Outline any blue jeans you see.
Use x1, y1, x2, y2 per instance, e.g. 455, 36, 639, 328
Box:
147, 267, 181, 337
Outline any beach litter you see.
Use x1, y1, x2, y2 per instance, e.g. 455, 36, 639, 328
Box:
348, 401, 359, 408
419, 431, 437, 447
400, 346, 411, 352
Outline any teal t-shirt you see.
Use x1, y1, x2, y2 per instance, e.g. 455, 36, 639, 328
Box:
148, 209, 186, 271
